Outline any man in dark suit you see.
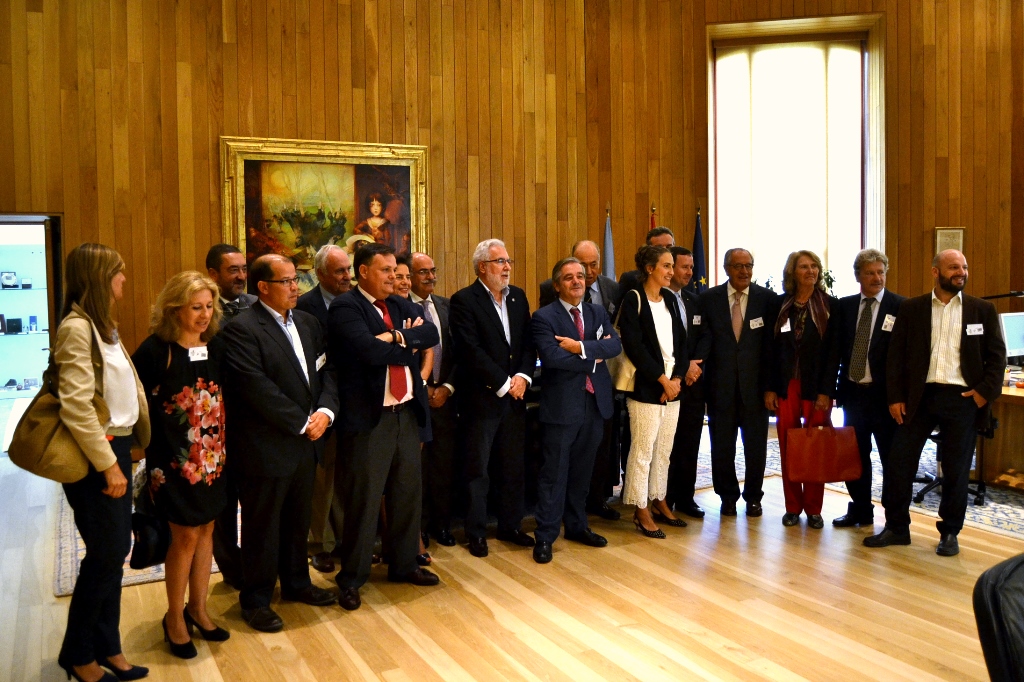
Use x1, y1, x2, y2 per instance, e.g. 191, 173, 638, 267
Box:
865, 249, 1006, 556
531, 257, 622, 563
664, 246, 708, 519
833, 249, 905, 528
409, 251, 459, 546
296, 244, 353, 573
205, 243, 259, 590
449, 238, 537, 558
536, 240, 623, 521
613, 226, 675, 309
220, 254, 340, 633
695, 247, 778, 517
330, 243, 440, 611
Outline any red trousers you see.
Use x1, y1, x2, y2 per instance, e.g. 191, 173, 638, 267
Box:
776, 378, 832, 515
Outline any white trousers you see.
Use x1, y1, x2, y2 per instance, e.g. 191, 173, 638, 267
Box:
622, 398, 680, 507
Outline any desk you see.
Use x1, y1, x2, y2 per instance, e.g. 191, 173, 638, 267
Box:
982, 386, 1024, 486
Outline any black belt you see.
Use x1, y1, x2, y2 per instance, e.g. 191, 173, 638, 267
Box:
383, 403, 407, 413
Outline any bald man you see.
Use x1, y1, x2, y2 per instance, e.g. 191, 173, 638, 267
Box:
865, 250, 1005, 557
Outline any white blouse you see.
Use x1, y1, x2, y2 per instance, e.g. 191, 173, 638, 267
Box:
100, 337, 139, 429
648, 298, 676, 378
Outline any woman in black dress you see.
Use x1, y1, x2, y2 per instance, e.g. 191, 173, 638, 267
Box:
132, 271, 229, 659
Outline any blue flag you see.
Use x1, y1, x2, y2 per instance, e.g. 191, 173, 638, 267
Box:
603, 210, 616, 280
688, 210, 708, 294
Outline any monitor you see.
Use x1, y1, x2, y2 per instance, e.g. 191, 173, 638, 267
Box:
999, 312, 1024, 358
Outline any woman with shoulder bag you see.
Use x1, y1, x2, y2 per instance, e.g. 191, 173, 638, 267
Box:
56, 244, 151, 682
131, 271, 230, 659
618, 245, 689, 538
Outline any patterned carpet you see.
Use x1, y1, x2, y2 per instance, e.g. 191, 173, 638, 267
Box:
54, 433, 1024, 596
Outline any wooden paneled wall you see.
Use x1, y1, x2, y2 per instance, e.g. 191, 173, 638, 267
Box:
1, 0, 1022, 349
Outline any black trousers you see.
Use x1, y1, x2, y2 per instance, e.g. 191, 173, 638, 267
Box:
462, 398, 526, 539
337, 407, 423, 588
535, 392, 604, 544
708, 388, 769, 504
423, 398, 458, 533
883, 383, 979, 536
586, 395, 622, 507
237, 453, 316, 609
841, 381, 898, 517
60, 436, 133, 667
665, 382, 706, 509
211, 466, 242, 585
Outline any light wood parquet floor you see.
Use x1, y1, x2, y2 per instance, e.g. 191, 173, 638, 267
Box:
2, 454, 1021, 682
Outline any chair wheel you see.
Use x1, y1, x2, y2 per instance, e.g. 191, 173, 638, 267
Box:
974, 496, 985, 506
913, 494, 924, 504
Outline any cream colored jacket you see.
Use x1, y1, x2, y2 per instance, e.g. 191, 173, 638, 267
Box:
54, 304, 151, 472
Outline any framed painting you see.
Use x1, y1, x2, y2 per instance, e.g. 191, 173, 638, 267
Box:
934, 227, 965, 254
220, 137, 428, 292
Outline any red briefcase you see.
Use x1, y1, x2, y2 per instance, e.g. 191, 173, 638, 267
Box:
784, 425, 863, 484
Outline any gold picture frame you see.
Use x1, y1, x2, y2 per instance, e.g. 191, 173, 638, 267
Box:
220, 136, 428, 289
934, 227, 965, 254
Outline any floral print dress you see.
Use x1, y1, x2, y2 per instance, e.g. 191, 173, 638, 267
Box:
132, 334, 228, 527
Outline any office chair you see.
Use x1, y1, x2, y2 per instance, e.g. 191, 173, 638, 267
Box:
973, 552, 1024, 682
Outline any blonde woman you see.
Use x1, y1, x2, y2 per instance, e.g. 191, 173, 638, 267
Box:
131, 272, 229, 659
56, 244, 151, 682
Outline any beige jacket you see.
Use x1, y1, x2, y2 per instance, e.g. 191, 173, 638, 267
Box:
54, 304, 151, 472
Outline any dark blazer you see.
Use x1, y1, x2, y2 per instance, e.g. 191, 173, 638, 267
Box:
614, 269, 643, 309
835, 289, 906, 407
220, 303, 339, 478
220, 292, 259, 321
532, 300, 621, 423
887, 292, 1006, 425
539, 275, 619, 317
669, 288, 706, 400
296, 286, 330, 334
328, 288, 439, 432
449, 280, 536, 414
695, 283, 779, 412
768, 293, 842, 401
415, 293, 457, 387
618, 287, 688, 405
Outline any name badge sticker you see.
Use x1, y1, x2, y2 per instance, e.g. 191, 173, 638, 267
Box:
316, 353, 327, 371
692, 315, 701, 325
780, 319, 792, 333
882, 314, 896, 332
750, 317, 764, 329
596, 325, 604, 338
188, 346, 208, 362
967, 323, 984, 336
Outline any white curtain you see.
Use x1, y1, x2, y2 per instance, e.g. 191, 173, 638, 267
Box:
714, 41, 863, 296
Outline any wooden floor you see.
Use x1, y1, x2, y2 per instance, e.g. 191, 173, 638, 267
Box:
3, 455, 1022, 682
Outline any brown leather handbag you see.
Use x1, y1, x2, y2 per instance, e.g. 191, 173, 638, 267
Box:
784, 425, 863, 483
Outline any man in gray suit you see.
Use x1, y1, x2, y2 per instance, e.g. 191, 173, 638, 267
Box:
410, 252, 460, 546
205, 243, 258, 589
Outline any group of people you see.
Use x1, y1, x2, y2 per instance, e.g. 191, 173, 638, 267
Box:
50, 225, 1005, 681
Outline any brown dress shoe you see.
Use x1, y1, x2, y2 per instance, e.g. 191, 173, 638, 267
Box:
310, 551, 335, 573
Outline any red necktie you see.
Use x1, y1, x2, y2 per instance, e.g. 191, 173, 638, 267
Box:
374, 300, 408, 401
570, 307, 594, 394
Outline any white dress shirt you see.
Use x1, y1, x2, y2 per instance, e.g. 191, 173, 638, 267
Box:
926, 290, 967, 386
852, 288, 885, 384
100, 337, 139, 429
479, 279, 533, 397
726, 282, 749, 320
357, 287, 414, 405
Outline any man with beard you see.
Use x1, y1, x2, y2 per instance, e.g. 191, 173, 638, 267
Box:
865, 250, 1005, 556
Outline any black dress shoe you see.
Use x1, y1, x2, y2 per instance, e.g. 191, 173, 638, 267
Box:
310, 551, 336, 573
533, 542, 553, 563
832, 513, 873, 527
675, 501, 705, 519
586, 502, 622, 521
281, 585, 337, 606
721, 500, 738, 516
807, 514, 824, 529
388, 568, 440, 586
468, 536, 489, 557
241, 606, 284, 633
782, 513, 800, 526
863, 527, 912, 548
432, 528, 457, 546
337, 587, 361, 611
746, 502, 763, 517
564, 528, 608, 547
496, 529, 536, 547
936, 534, 960, 556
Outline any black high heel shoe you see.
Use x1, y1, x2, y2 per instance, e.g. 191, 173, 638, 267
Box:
60, 663, 117, 682
632, 513, 666, 539
101, 659, 149, 681
183, 607, 230, 642
162, 615, 198, 659
652, 510, 687, 527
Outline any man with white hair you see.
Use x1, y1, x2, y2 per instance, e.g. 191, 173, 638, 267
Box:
449, 239, 537, 557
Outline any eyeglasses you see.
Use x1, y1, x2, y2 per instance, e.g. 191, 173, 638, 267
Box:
415, 268, 438, 276
727, 263, 754, 271
482, 258, 514, 266
265, 277, 300, 287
